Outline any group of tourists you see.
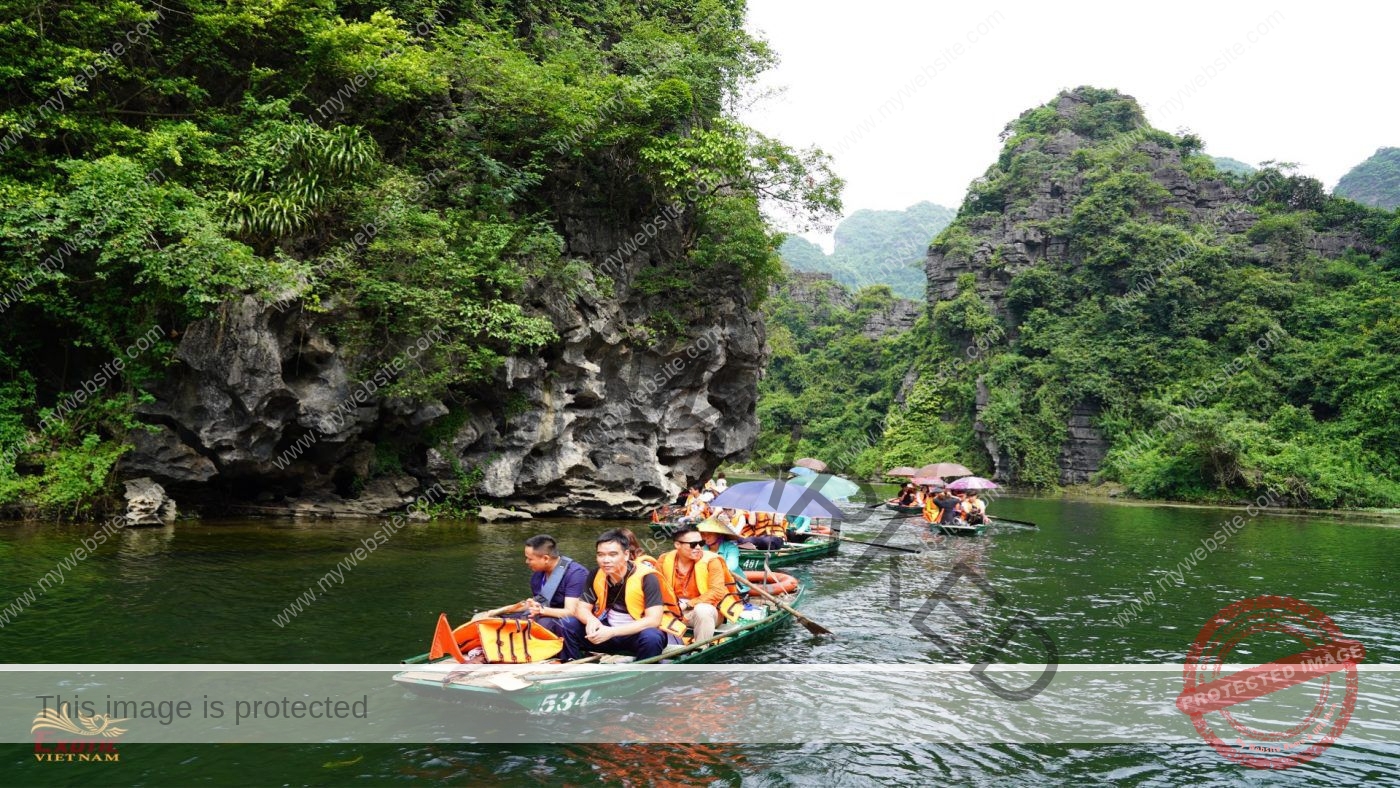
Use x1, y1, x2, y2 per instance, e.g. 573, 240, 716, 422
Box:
662, 474, 797, 551
473, 526, 752, 662
892, 483, 990, 526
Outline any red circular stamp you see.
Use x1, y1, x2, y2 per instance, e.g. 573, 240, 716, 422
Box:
1175, 595, 1365, 769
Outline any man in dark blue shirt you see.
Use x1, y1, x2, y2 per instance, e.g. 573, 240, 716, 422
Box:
474, 534, 588, 660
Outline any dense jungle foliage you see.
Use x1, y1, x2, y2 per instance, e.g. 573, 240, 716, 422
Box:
0, 0, 838, 516
779, 201, 953, 299
756, 88, 1400, 509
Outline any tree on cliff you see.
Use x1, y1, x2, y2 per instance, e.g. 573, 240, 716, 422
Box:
0, 1, 840, 516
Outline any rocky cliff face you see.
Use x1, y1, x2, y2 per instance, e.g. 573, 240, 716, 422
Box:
926, 88, 1375, 485
121, 198, 766, 517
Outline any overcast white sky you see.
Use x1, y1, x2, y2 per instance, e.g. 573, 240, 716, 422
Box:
741, 1, 1399, 247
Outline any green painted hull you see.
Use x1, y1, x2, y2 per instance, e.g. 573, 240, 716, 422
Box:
884, 502, 923, 514
737, 538, 838, 570
934, 521, 988, 537
393, 586, 804, 714
646, 523, 840, 569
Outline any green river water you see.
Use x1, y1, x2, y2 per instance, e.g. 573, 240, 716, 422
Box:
2, 494, 1398, 786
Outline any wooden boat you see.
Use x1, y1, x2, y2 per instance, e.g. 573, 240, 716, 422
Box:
933, 520, 988, 537
646, 522, 840, 569
884, 501, 923, 514
737, 538, 838, 570
393, 584, 805, 714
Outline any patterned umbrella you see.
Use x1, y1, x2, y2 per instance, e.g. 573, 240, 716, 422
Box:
947, 476, 998, 491
885, 466, 919, 477
917, 462, 972, 479
795, 457, 829, 473
709, 480, 845, 520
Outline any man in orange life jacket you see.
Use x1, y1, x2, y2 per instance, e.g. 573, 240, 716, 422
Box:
471, 534, 588, 661
574, 529, 683, 659
656, 526, 745, 644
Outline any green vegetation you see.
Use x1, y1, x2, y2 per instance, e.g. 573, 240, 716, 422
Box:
778, 202, 953, 298
751, 273, 921, 476
1211, 156, 1256, 176
768, 88, 1400, 509
1335, 147, 1400, 210
0, 1, 838, 516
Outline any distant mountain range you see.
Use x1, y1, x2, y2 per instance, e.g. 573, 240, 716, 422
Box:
779, 201, 955, 299
1335, 147, 1400, 209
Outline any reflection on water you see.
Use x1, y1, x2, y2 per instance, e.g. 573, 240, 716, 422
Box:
3, 495, 1400, 784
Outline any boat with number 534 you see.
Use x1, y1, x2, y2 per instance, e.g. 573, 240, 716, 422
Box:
392, 581, 805, 714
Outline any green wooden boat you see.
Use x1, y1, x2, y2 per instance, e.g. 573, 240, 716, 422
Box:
646, 523, 840, 569
884, 501, 923, 514
934, 520, 988, 537
737, 538, 838, 569
393, 585, 804, 714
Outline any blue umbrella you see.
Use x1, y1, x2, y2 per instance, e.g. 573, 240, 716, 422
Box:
788, 473, 860, 502
787, 466, 817, 477
709, 480, 845, 520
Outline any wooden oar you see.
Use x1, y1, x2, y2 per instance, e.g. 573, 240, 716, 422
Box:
991, 516, 1039, 528
820, 534, 921, 554
744, 576, 832, 636
628, 615, 775, 665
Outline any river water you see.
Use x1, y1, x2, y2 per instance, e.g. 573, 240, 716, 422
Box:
3, 495, 1399, 785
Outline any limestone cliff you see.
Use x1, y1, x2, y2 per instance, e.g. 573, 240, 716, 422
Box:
924, 87, 1379, 485
122, 198, 766, 518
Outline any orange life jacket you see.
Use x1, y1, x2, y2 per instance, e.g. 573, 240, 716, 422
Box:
429, 614, 563, 663
924, 497, 940, 523
749, 511, 786, 538
591, 562, 686, 640
657, 550, 745, 626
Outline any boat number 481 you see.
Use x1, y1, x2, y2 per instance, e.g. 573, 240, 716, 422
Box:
538, 689, 592, 713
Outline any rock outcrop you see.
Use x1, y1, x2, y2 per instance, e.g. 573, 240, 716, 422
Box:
119, 197, 767, 517
123, 477, 177, 526
925, 88, 1375, 485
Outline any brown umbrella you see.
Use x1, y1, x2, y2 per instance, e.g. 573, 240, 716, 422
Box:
885, 466, 919, 477
917, 462, 972, 479
795, 457, 828, 473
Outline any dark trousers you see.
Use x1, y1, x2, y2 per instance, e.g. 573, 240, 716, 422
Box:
535, 615, 586, 662
750, 535, 785, 551
589, 627, 668, 660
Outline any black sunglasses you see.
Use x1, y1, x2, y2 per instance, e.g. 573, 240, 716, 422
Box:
677, 540, 705, 547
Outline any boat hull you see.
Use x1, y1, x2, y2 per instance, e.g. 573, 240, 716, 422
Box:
394, 586, 805, 714
884, 502, 923, 514
646, 524, 840, 568
934, 521, 988, 537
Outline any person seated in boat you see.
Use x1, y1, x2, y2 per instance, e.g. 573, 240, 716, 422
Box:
574, 529, 686, 660
657, 526, 745, 644
678, 487, 708, 524
785, 514, 812, 543
743, 510, 786, 551
713, 472, 729, 493
615, 527, 658, 568
962, 492, 988, 525
928, 489, 962, 524
724, 509, 758, 549
469, 534, 588, 661
896, 484, 918, 507
697, 516, 750, 594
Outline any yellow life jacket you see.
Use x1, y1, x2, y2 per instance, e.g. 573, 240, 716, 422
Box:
657, 550, 745, 625
429, 614, 563, 664
591, 562, 686, 640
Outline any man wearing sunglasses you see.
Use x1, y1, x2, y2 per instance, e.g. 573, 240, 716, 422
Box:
656, 526, 745, 644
